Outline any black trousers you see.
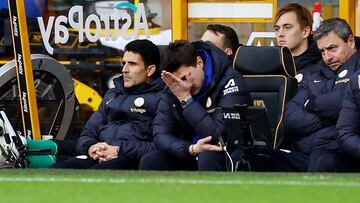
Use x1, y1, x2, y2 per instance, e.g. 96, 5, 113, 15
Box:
233, 148, 309, 172
139, 150, 241, 171
51, 139, 78, 162
308, 149, 360, 172
139, 150, 197, 171
51, 155, 139, 170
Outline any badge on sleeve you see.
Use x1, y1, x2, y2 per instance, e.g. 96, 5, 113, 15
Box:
223, 78, 239, 95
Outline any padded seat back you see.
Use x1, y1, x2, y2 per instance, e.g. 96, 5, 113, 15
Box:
233, 46, 297, 148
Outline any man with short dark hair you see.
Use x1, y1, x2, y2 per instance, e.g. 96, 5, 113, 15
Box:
52, 39, 164, 169
284, 18, 360, 172
201, 24, 240, 56
139, 40, 251, 171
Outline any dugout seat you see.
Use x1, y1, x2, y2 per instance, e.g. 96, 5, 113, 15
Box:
232, 46, 297, 149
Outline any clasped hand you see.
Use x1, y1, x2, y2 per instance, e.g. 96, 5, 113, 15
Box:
88, 142, 119, 162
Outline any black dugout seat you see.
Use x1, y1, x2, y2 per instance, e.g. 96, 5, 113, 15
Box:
232, 46, 298, 149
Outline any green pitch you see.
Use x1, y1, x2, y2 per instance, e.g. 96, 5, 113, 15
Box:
0, 170, 359, 203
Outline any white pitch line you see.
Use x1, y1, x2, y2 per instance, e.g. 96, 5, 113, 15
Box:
0, 177, 360, 187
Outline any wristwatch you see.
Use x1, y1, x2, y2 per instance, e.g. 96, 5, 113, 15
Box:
180, 97, 194, 108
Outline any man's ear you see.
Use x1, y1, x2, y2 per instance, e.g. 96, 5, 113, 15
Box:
347, 35, 355, 49
147, 65, 156, 77
302, 26, 311, 39
196, 56, 204, 69
224, 48, 233, 56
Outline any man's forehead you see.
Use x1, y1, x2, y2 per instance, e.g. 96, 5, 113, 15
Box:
202, 31, 224, 44
318, 42, 337, 50
316, 32, 342, 48
276, 12, 298, 25
123, 51, 142, 61
274, 22, 294, 28
210, 30, 225, 37
174, 65, 191, 76
174, 69, 186, 76
203, 30, 222, 37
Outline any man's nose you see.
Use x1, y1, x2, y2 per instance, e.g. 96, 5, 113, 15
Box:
278, 28, 285, 36
122, 64, 129, 73
323, 50, 333, 62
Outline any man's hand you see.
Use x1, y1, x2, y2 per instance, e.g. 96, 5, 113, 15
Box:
88, 142, 106, 160
189, 136, 223, 156
97, 143, 119, 163
161, 70, 192, 101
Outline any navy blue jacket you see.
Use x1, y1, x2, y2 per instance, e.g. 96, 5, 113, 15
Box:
294, 36, 323, 90
336, 70, 360, 159
76, 77, 164, 159
284, 45, 360, 154
153, 41, 251, 160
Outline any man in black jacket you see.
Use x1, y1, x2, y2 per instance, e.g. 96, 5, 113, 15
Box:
285, 18, 360, 172
201, 24, 240, 57
52, 39, 164, 169
274, 3, 322, 89
139, 40, 251, 171
330, 71, 360, 172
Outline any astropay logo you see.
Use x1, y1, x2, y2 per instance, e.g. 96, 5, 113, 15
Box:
37, 2, 149, 55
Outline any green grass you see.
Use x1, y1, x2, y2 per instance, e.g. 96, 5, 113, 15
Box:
0, 170, 360, 203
